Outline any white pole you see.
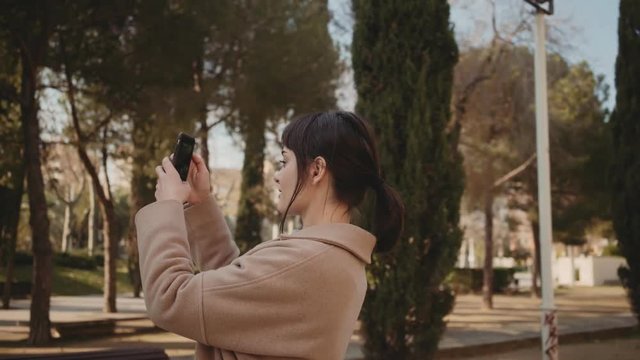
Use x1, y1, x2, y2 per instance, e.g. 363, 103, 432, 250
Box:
534, 11, 558, 360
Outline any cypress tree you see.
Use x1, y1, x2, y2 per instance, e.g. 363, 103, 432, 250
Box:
612, 0, 640, 324
352, 1, 463, 358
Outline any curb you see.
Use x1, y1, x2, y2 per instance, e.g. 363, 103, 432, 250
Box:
435, 325, 637, 359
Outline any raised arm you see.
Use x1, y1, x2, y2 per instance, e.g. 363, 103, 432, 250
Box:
184, 194, 239, 271
135, 200, 344, 356
166, 152, 239, 270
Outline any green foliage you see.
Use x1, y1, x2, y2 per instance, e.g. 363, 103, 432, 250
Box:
611, 0, 640, 325
0, 259, 133, 296
54, 252, 98, 270
602, 243, 622, 257
14, 251, 105, 271
547, 62, 611, 244
447, 268, 516, 294
352, 1, 463, 358
14, 251, 33, 266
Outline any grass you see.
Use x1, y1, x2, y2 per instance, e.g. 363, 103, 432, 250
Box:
0, 260, 134, 296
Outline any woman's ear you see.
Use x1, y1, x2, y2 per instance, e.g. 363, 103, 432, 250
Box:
310, 156, 327, 185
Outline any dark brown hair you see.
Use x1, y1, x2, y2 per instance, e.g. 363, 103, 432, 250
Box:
279, 111, 404, 252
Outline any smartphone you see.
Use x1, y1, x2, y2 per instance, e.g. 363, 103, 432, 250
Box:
171, 132, 195, 181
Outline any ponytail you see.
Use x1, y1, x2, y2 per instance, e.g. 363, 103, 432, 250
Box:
372, 180, 404, 253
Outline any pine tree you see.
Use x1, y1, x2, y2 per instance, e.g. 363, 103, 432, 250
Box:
352, 1, 463, 358
611, 0, 640, 324
233, 0, 338, 251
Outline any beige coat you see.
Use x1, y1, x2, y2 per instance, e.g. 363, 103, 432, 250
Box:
135, 194, 375, 360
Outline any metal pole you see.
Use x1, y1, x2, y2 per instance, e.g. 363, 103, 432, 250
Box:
534, 10, 558, 360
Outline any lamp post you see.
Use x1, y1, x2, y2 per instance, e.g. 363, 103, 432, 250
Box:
523, 1, 557, 359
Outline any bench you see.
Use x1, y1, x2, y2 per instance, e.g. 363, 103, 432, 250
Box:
54, 319, 117, 338
0, 347, 169, 359
53, 316, 150, 339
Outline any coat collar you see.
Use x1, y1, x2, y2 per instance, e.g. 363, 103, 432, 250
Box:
278, 223, 376, 264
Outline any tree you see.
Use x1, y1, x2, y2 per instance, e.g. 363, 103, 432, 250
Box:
0, 20, 24, 310
611, 0, 640, 325
0, 0, 56, 344
47, 2, 135, 312
457, 45, 537, 309
521, 58, 609, 296
352, 1, 463, 358
45, 145, 86, 253
453, 0, 583, 304
546, 62, 611, 248
123, 1, 220, 296
231, 0, 339, 252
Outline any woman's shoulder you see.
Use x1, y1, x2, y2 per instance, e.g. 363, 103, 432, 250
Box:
276, 223, 375, 264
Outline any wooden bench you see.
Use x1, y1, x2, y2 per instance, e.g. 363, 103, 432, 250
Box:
0, 347, 169, 359
54, 319, 117, 338
53, 316, 150, 339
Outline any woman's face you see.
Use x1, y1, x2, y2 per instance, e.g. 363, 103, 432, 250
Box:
274, 147, 303, 214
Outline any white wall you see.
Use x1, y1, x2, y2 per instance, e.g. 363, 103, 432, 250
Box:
592, 257, 627, 286
554, 256, 627, 286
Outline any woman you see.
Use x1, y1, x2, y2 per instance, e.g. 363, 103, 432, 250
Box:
135, 111, 404, 359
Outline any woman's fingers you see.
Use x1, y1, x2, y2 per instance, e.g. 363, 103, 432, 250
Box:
161, 157, 179, 177
193, 153, 209, 172
155, 165, 165, 178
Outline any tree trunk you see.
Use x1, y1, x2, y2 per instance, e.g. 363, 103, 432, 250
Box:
76, 155, 118, 313
21, 52, 53, 345
99, 201, 118, 313
531, 218, 541, 298
2, 250, 16, 309
2, 171, 24, 309
199, 110, 211, 172
60, 38, 118, 312
75, 136, 119, 314
126, 220, 142, 298
482, 193, 494, 309
127, 155, 146, 299
61, 198, 71, 253
463, 238, 470, 268
234, 115, 266, 253
127, 121, 155, 299
88, 174, 95, 256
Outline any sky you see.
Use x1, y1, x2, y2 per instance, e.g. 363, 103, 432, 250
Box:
211, 1, 620, 170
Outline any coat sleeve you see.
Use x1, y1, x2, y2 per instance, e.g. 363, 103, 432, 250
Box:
136, 200, 336, 355
183, 194, 239, 271
135, 200, 208, 343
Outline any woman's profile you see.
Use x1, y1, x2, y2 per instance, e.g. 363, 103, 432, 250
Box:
135, 110, 404, 359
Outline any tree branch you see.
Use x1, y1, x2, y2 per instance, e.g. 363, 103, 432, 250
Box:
493, 153, 537, 188
84, 112, 113, 140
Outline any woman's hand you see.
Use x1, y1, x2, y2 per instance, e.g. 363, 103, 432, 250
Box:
155, 157, 191, 203
154, 154, 211, 205
185, 153, 211, 205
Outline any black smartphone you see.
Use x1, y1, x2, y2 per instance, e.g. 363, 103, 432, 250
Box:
171, 132, 195, 181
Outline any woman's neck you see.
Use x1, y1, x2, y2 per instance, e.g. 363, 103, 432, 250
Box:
301, 201, 351, 228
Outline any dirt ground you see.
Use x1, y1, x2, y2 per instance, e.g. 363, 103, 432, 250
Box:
466, 336, 640, 360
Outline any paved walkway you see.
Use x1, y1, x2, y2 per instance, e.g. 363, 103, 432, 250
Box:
0, 287, 635, 359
